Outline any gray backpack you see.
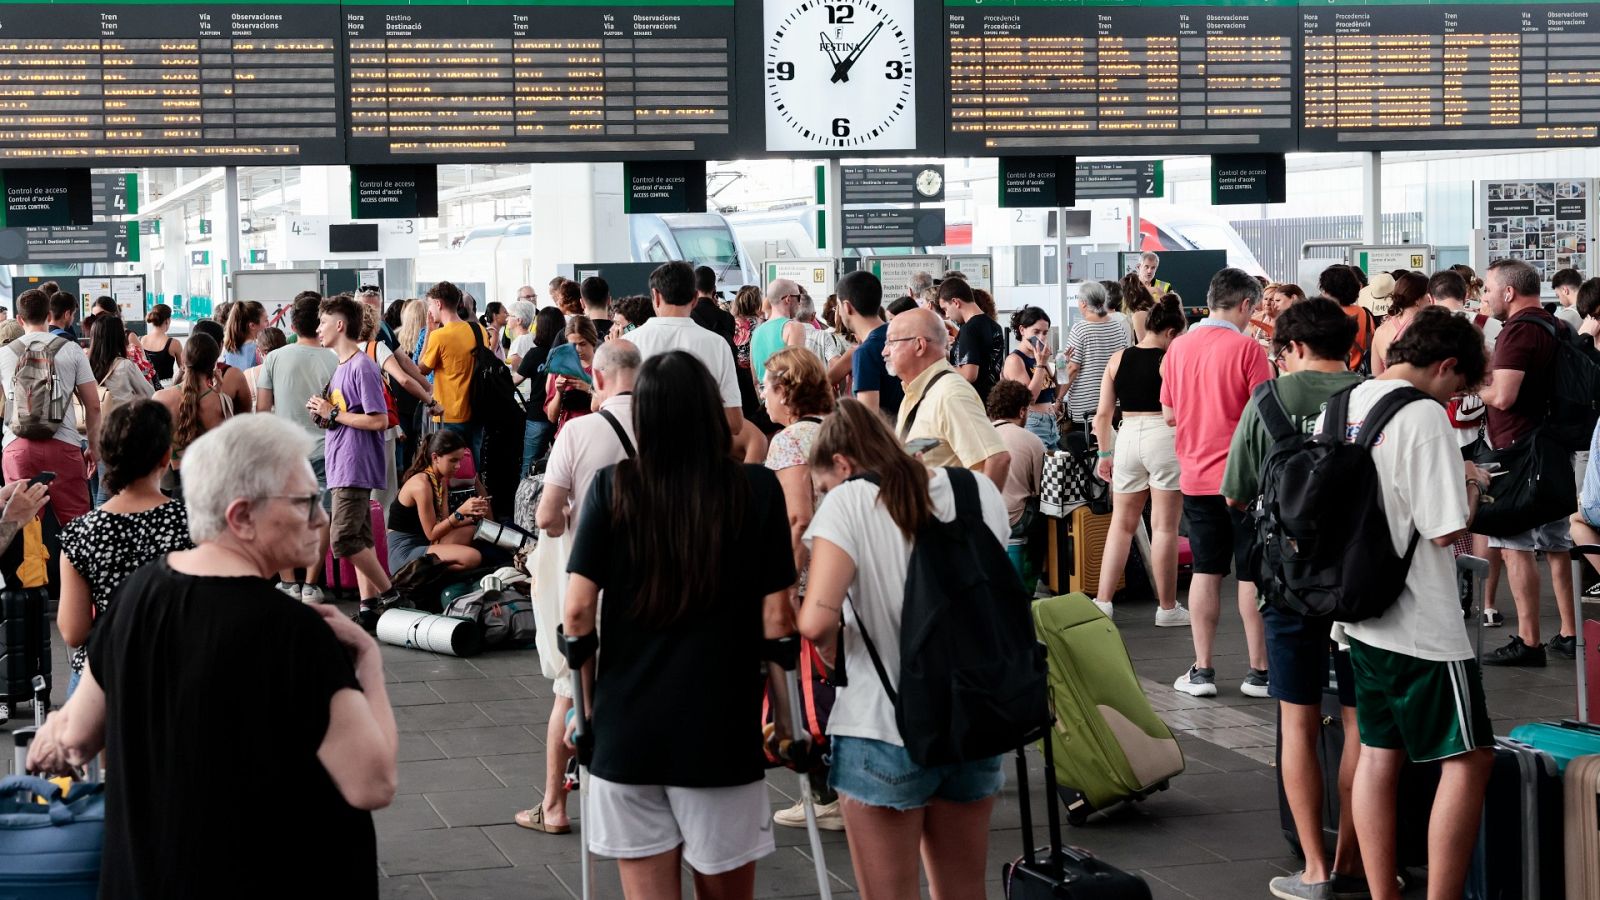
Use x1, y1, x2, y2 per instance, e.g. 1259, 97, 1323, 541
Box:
6, 336, 70, 440
445, 588, 537, 649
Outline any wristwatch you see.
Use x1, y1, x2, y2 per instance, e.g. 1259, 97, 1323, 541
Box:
453, 511, 465, 523
327, 406, 340, 428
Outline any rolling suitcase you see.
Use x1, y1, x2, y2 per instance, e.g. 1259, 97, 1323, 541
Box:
1042, 508, 1124, 597
1464, 737, 1564, 900
0, 587, 50, 714
1508, 721, 1600, 773
324, 499, 389, 594
1031, 593, 1183, 824
1565, 754, 1600, 900
1003, 730, 1152, 899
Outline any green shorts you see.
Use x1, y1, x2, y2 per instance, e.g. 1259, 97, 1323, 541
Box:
1347, 637, 1493, 763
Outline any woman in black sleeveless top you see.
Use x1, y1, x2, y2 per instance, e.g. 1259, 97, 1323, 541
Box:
386, 431, 489, 573
1089, 295, 1192, 627
1002, 306, 1061, 450
141, 303, 182, 384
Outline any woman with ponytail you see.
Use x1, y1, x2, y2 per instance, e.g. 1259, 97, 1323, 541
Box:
1089, 293, 1190, 626
797, 398, 1011, 900
152, 333, 235, 495
221, 300, 266, 370
385, 430, 488, 572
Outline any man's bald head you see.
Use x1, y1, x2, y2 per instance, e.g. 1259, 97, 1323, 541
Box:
766, 278, 799, 302
891, 307, 949, 347
883, 307, 947, 383
593, 338, 639, 399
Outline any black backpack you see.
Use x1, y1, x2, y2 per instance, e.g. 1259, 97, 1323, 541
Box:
1251, 383, 1429, 622
851, 467, 1051, 766
466, 321, 523, 431
1503, 314, 1600, 452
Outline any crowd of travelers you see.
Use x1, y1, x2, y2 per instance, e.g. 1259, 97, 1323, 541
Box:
9, 250, 1594, 900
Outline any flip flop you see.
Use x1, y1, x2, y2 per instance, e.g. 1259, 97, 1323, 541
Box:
514, 807, 571, 834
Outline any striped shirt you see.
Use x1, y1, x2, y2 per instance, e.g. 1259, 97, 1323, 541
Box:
1066, 319, 1132, 419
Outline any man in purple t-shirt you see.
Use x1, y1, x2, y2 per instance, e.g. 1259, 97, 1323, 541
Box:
308, 294, 399, 628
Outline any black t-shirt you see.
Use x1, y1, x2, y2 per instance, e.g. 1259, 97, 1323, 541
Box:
951, 314, 1006, 402
567, 464, 796, 787
691, 297, 736, 350
87, 559, 375, 900
517, 345, 552, 422
593, 318, 613, 344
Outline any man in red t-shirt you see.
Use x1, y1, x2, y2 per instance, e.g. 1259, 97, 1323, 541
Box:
1478, 258, 1579, 667
1160, 268, 1274, 699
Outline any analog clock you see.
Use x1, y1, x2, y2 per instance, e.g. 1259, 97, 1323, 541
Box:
764, 0, 917, 152
915, 166, 942, 198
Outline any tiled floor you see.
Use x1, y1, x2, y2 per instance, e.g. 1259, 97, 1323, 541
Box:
7, 573, 1588, 899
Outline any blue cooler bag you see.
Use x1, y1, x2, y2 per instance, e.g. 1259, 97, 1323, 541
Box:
0, 775, 103, 899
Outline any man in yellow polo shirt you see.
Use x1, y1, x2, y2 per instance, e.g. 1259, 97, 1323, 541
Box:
886, 308, 1010, 488
419, 280, 493, 463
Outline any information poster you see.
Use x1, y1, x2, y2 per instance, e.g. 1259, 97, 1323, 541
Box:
1481, 179, 1593, 282
763, 258, 834, 297
867, 256, 946, 295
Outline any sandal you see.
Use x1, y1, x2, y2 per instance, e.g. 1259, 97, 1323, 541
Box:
514, 806, 571, 834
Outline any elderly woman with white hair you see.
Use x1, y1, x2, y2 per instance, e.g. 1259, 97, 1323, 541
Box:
27, 413, 397, 899
1062, 280, 1132, 424
504, 299, 540, 369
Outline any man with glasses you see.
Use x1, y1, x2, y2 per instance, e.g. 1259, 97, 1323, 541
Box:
751, 278, 807, 387
307, 294, 402, 627
1161, 267, 1274, 700
885, 308, 1009, 489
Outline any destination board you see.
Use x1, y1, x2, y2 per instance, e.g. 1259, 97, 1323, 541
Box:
945, 0, 1297, 156
1301, 1, 1600, 150
343, 0, 735, 162
0, 0, 343, 166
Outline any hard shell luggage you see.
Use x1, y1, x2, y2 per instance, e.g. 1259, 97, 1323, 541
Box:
1002, 727, 1152, 898
1043, 507, 1124, 597
1565, 754, 1600, 900
324, 499, 388, 594
0, 587, 50, 710
1508, 721, 1600, 774
1030, 593, 1183, 824
1464, 737, 1564, 900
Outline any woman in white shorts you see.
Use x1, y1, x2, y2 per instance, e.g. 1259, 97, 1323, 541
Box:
560, 350, 798, 899
1090, 294, 1190, 626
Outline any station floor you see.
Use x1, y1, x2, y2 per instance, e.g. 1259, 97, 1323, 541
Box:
11, 575, 1585, 900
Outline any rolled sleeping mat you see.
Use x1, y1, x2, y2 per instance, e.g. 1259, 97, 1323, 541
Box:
376, 608, 483, 658
476, 519, 536, 553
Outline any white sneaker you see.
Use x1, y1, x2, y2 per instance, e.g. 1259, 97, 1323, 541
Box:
276, 582, 300, 598
300, 584, 326, 604
1092, 599, 1114, 618
1173, 665, 1218, 698
1154, 604, 1191, 628
772, 798, 845, 831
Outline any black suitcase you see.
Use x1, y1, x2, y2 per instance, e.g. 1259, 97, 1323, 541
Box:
1464, 737, 1564, 900
1002, 727, 1152, 899
0, 586, 51, 708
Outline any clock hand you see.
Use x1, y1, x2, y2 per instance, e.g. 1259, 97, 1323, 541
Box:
820, 31, 844, 73
831, 21, 883, 83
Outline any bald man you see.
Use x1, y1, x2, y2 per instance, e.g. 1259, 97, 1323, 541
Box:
885, 308, 1009, 488
751, 279, 808, 384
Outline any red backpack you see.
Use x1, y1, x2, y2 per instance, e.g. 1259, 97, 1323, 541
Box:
364, 340, 400, 428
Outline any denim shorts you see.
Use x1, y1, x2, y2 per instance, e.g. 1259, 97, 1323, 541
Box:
828, 735, 1005, 811
1262, 606, 1355, 708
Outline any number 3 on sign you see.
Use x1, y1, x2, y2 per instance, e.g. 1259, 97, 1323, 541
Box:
762, 0, 917, 152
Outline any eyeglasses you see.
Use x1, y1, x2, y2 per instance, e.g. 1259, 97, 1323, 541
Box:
884, 336, 922, 346
256, 493, 324, 525
358, 285, 381, 294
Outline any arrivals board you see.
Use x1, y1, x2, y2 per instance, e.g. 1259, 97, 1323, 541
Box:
1300, 1, 1600, 150
945, 0, 1297, 156
0, 0, 344, 166
342, 0, 735, 162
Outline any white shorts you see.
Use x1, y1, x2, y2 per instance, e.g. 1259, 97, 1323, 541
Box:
1111, 416, 1180, 494
585, 776, 775, 875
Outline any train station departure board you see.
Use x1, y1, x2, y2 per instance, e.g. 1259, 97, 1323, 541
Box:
945, 0, 1297, 156
0, 0, 343, 166
1301, 0, 1600, 150
343, 0, 735, 162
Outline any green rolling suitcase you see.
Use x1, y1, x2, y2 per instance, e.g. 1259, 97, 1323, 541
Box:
1031, 592, 1185, 824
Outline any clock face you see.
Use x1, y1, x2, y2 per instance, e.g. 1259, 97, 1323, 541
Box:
915, 167, 942, 197
764, 0, 917, 152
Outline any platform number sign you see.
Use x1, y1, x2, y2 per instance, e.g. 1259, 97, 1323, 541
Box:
764, 0, 917, 152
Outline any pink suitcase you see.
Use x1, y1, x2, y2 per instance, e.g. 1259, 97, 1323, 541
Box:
325, 500, 388, 594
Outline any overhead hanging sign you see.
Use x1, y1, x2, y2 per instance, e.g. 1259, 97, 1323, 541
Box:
999, 157, 1074, 209
842, 208, 946, 250
842, 165, 945, 205
1211, 154, 1286, 206
0, 169, 92, 227
350, 165, 438, 220
280, 215, 419, 261
623, 160, 708, 214
91, 174, 138, 219
1076, 161, 1163, 200
0, 223, 138, 264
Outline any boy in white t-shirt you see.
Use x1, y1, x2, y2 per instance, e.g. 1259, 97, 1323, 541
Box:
1304, 307, 1493, 900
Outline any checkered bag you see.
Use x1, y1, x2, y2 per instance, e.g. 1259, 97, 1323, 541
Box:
1040, 450, 1090, 517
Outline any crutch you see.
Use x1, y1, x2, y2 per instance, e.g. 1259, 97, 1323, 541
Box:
769, 637, 834, 900
558, 626, 597, 900
1572, 544, 1599, 723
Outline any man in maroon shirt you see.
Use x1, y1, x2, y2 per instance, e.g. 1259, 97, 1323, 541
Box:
1478, 258, 1579, 666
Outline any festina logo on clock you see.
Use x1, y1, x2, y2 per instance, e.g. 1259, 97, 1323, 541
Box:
764, 0, 917, 152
